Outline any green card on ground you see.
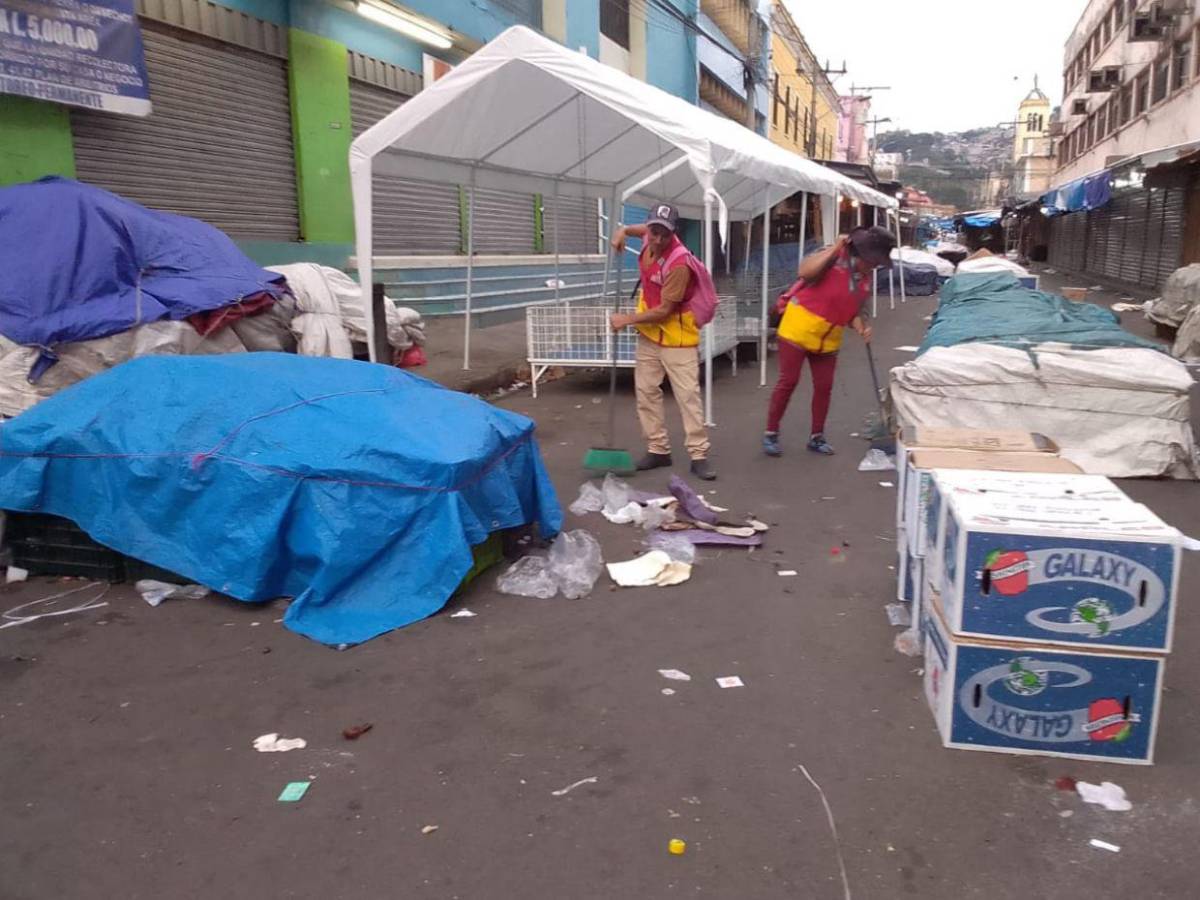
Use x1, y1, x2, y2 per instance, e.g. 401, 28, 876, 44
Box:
278, 781, 311, 802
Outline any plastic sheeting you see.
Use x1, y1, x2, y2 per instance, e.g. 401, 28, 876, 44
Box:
0, 322, 246, 418
1147, 264, 1200, 327
891, 343, 1198, 479
891, 247, 956, 278
955, 254, 1030, 277
0, 178, 285, 377
919, 273, 1162, 355
0, 354, 562, 645
267, 264, 425, 357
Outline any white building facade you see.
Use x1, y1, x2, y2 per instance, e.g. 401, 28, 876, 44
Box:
1057, 0, 1200, 181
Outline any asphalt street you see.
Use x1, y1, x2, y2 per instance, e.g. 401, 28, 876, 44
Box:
2, 277, 1198, 900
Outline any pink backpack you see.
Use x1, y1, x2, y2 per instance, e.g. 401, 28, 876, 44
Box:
663, 244, 720, 327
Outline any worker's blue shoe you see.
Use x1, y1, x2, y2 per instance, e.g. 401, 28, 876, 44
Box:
762, 433, 782, 457
807, 433, 835, 456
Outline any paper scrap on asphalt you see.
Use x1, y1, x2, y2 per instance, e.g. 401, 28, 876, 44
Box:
879, 481, 895, 487
659, 668, 692, 682
254, 733, 307, 753
607, 551, 691, 587
278, 782, 311, 802
5, 565, 28, 584
1089, 839, 1120, 853
1077, 781, 1132, 812
661, 688, 676, 696
1111, 301, 1145, 312
716, 676, 744, 688
778, 570, 797, 577
551, 776, 598, 797
421, 825, 439, 834
894, 345, 920, 352
450, 609, 477, 618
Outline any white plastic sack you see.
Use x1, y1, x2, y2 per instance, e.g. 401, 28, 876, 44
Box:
890, 343, 1198, 478
268, 263, 425, 358
955, 255, 1029, 277
0, 322, 246, 418
1173, 301, 1200, 363
892, 247, 955, 278
1146, 264, 1200, 327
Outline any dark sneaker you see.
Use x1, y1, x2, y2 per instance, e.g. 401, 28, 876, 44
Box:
689, 458, 717, 481
636, 452, 673, 471
762, 433, 782, 457
807, 434, 835, 455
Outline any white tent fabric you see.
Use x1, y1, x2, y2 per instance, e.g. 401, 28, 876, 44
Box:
350, 26, 895, 226
890, 343, 1198, 479
349, 25, 897, 420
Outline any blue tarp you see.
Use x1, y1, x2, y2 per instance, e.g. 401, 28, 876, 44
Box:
0, 353, 562, 646
1040, 170, 1113, 215
959, 212, 1002, 228
0, 177, 286, 378
919, 272, 1164, 356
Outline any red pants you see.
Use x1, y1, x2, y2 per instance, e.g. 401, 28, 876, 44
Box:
766, 339, 838, 435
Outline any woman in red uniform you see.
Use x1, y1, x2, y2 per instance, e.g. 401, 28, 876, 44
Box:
763, 226, 895, 457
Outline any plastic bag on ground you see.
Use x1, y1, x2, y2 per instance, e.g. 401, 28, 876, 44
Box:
646, 532, 696, 564
858, 449, 896, 472
547, 530, 604, 599
135, 579, 211, 608
496, 556, 559, 599
601, 472, 632, 515
885, 603, 912, 627
569, 481, 605, 516
638, 501, 676, 531
497, 530, 603, 600
893, 627, 922, 656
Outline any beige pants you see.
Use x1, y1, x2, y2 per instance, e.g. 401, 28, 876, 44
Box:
635, 336, 710, 460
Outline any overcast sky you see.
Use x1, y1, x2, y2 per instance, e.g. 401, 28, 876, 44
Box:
782, 0, 1089, 134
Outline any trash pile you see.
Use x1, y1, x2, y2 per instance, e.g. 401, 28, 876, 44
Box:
890, 272, 1198, 478
889, 426, 1196, 765
0, 178, 426, 417
0, 353, 562, 646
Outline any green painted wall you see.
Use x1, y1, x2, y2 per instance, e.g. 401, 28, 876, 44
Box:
287, 28, 355, 244
0, 96, 75, 187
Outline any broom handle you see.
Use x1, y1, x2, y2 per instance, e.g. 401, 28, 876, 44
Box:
609, 246, 624, 447
865, 342, 886, 415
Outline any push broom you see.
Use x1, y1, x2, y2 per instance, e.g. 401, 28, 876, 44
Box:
583, 244, 636, 475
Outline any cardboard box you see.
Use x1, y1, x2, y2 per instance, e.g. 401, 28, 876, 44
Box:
895, 429, 1059, 530
932, 473, 1180, 653
922, 601, 1163, 765
1062, 286, 1089, 302
902, 450, 1083, 560
897, 531, 923, 604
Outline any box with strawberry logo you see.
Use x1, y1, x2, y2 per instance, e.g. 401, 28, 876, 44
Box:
923, 601, 1163, 764
930, 473, 1183, 653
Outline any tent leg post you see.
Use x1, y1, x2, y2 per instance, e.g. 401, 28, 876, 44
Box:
759, 192, 773, 388
894, 212, 907, 305
552, 180, 561, 303
703, 192, 715, 428
463, 171, 477, 370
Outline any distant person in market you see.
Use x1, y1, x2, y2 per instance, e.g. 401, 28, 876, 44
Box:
609, 204, 716, 481
762, 226, 895, 457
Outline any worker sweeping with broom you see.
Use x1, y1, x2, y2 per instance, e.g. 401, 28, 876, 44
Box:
762, 226, 895, 457
609, 204, 717, 481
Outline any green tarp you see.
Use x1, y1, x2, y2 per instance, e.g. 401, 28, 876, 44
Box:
918, 273, 1163, 356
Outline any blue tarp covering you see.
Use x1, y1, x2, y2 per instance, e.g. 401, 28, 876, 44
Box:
919, 273, 1164, 356
959, 212, 1001, 228
1040, 171, 1112, 215
0, 177, 286, 377
0, 354, 562, 646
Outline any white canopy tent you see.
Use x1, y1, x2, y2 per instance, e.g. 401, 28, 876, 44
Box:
350, 25, 897, 419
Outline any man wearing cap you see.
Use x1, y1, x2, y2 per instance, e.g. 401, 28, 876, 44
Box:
762, 226, 895, 457
609, 204, 715, 481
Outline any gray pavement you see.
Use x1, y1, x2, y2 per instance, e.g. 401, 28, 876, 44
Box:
2, 278, 1199, 900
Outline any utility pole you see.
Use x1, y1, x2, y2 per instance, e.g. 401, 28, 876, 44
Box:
804, 58, 845, 159
866, 116, 892, 165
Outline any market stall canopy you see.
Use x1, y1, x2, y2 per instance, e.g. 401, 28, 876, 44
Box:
349, 25, 897, 224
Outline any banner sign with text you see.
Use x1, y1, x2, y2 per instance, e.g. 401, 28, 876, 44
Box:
0, 0, 151, 116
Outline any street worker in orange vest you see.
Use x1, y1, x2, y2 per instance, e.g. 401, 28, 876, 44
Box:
609, 204, 716, 481
763, 226, 895, 457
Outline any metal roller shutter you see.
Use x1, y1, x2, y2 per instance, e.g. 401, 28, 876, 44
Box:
470, 186, 537, 254
71, 24, 298, 240
542, 194, 599, 255
349, 80, 462, 255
